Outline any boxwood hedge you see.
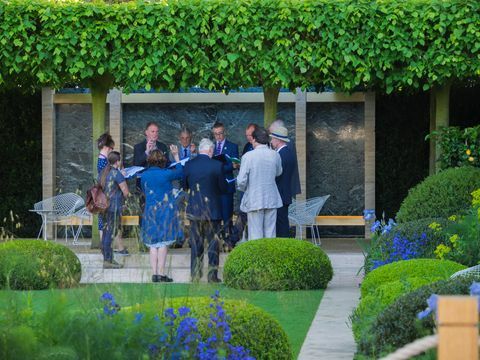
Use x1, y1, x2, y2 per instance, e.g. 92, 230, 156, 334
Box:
223, 238, 333, 291
396, 167, 480, 223
165, 297, 292, 360
358, 276, 480, 357
0, 240, 81, 290
360, 258, 465, 297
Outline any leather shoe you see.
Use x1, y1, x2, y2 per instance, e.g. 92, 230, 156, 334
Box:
208, 277, 222, 283
158, 275, 173, 283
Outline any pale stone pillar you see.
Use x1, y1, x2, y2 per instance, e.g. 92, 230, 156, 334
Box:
295, 88, 307, 201
364, 92, 376, 237
429, 84, 450, 174
108, 89, 123, 153
41, 87, 56, 238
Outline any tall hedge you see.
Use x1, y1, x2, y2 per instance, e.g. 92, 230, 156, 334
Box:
1, 0, 480, 93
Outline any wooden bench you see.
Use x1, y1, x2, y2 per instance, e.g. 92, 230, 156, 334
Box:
58, 215, 140, 227
315, 215, 365, 226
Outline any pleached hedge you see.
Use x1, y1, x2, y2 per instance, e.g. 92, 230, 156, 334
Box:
1, 0, 480, 92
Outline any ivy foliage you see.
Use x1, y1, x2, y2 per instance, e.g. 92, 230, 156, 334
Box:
1, 0, 480, 92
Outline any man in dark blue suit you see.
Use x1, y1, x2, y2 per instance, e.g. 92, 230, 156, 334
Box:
269, 120, 301, 197
183, 138, 228, 282
212, 122, 239, 250
270, 126, 297, 238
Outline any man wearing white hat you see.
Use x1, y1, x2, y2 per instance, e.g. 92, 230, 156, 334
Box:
270, 126, 297, 238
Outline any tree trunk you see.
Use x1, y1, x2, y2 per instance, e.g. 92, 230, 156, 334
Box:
90, 75, 112, 249
263, 86, 280, 128
429, 83, 451, 174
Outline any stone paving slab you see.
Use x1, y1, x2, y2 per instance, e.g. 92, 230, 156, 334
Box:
298, 252, 364, 360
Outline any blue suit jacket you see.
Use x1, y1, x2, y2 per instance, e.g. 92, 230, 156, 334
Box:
183, 154, 228, 220
215, 139, 239, 194
276, 146, 296, 205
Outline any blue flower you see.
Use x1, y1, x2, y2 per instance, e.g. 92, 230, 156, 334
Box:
470, 282, 480, 296
427, 294, 438, 312
100, 292, 114, 301
134, 313, 144, 324
164, 308, 177, 320
417, 307, 432, 320
370, 220, 381, 233
178, 306, 190, 317
363, 209, 375, 221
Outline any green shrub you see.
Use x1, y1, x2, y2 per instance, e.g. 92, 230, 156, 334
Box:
223, 238, 333, 290
0, 294, 291, 360
0, 240, 81, 290
396, 167, 480, 223
359, 276, 480, 357
364, 218, 450, 273
360, 259, 465, 297
352, 277, 438, 346
0, 325, 38, 360
164, 297, 292, 360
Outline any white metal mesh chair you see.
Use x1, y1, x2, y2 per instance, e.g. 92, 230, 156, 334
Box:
32, 193, 84, 241
72, 207, 92, 244
288, 195, 330, 245
451, 265, 480, 279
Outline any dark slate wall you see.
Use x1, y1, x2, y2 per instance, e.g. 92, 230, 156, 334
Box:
306, 102, 365, 216
122, 103, 295, 166
55, 104, 109, 195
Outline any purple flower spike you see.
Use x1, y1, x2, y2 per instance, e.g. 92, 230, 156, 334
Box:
427, 294, 438, 312
417, 308, 432, 320
470, 282, 480, 296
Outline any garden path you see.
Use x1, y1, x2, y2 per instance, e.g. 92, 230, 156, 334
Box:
298, 239, 363, 360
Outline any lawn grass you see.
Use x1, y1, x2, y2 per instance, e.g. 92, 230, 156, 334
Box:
0, 283, 323, 358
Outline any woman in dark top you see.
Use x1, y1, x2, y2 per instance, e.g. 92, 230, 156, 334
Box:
141, 148, 182, 282
100, 151, 129, 269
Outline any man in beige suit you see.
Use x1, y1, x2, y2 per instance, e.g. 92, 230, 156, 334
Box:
236, 127, 283, 240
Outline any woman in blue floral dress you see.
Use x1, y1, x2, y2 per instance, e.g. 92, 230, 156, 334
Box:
141, 147, 183, 282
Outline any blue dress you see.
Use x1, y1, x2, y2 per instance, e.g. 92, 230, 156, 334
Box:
140, 165, 183, 248
97, 154, 108, 231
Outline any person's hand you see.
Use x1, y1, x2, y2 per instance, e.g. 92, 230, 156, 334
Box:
146, 140, 156, 154
190, 143, 197, 154
170, 144, 180, 162
170, 144, 179, 156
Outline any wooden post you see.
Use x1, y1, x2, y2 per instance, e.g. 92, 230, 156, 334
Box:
429, 83, 451, 174
438, 296, 478, 360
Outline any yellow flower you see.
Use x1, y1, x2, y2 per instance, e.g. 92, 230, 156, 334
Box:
428, 222, 442, 232
469, 156, 475, 162
448, 215, 457, 221
434, 244, 451, 260
449, 234, 460, 248
472, 189, 480, 207
466, 149, 472, 156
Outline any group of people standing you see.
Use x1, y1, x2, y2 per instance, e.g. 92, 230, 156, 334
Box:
96, 119, 300, 283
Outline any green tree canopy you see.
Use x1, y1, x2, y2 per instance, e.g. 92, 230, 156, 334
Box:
1, 0, 480, 93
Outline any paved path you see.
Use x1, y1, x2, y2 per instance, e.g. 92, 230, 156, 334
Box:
298, 250, 364, 360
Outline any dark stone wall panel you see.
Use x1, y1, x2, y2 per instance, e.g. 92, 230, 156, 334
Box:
306, 102, 364, 216
55, 104, 109, 195
122, 103, 295, 166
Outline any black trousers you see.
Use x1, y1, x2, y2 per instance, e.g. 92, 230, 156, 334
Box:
189, 220, 221, 280
276, 204, 290, 238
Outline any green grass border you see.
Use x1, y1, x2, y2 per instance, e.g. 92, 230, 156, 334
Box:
0, 283, 323, 358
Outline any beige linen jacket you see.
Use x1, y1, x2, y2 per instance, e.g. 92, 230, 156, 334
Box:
237, 144, 283, 212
